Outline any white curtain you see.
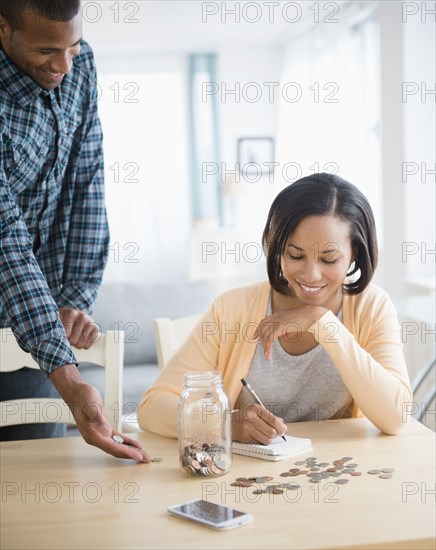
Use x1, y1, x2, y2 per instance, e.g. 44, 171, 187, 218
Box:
95, 54, 191, 284
275, 7, 383, 243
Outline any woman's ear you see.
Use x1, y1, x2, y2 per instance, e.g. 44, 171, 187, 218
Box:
347, 249, 359, 277
351, 246, 358, 265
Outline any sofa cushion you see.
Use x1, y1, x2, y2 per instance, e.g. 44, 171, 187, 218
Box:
90, 282, 213, 365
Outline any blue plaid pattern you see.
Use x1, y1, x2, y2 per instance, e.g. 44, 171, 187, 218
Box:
0, 41, 109, 376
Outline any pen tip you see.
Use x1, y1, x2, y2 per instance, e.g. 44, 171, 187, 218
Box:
241, 378, 247, 386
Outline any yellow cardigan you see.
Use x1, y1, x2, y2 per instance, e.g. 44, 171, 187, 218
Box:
138, 281, 413, 437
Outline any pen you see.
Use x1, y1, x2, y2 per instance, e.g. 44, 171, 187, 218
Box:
241, 378, 287, 441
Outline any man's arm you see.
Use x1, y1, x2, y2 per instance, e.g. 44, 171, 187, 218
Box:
57, 46, 109, 317
0, 161, 77, 373
0, 171, 149, 461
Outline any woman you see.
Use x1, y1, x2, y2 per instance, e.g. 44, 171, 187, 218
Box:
138, 173, 412, 442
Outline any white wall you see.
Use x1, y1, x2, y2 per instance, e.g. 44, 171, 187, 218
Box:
189, 45, 283, 293
83, 1, 435, 303
377, 1, 435, 300
217, 45, 283, 166
403, 4, 436, 289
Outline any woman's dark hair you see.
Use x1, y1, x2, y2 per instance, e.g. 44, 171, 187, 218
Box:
0, 0, 81, 31
262, 173, 378, 295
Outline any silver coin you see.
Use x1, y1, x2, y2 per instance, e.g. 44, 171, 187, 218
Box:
278, 483, 297, 489
381, 468, 395, 473
295, 461, 306, 465
112, 435, 124, 444
310, 467, 320, 471
318, 463, 329, 467
335, 478, 349, 484
347, 463, 358, 468
368, 469, 381, 475
379, 473, 393, 479
214, 452, 231, 471
341, 456, 353, 461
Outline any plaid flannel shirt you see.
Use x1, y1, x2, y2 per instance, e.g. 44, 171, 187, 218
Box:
0, 40, 109, 376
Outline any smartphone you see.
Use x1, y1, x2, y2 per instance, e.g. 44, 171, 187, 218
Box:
167, 499, 253, 530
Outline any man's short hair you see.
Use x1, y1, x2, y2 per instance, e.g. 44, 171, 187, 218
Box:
0, 0, 81, 31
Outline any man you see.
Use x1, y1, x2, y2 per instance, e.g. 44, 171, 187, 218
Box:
0, 0, 150, 461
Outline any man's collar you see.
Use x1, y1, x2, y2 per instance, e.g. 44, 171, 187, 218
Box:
0, 46, 49, 106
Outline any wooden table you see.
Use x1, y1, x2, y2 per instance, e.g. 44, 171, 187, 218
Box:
1, 418, 435, 549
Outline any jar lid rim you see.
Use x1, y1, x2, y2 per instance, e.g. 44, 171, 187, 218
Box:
183, 371, 222, 382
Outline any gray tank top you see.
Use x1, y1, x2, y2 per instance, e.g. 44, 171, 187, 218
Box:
236, 296, 353, 422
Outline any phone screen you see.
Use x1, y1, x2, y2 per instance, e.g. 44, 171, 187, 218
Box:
171, 500, 248, 525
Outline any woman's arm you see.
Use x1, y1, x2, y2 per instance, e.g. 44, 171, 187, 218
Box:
308, 293, 412, 434
137, 303, 221, 437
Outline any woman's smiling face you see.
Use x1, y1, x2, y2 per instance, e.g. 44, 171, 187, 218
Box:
281, 215, 354, 309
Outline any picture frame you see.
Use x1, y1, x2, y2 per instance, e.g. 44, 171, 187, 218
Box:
237, 137, 275, 177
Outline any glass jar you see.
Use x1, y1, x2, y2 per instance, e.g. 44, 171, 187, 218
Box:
178, 371, 232, 477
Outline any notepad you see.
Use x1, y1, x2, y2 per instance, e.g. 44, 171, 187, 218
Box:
232, 435, 313, 462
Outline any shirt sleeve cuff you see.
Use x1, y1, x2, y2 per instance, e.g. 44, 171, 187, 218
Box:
33, 335, 78, 377
57, 283, 99, 315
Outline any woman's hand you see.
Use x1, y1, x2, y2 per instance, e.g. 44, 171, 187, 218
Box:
253, 306, 327, 360
232, 403, 287, 445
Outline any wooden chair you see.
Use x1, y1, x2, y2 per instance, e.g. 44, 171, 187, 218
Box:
153, 315, 200, 369
0, 328, 124, 432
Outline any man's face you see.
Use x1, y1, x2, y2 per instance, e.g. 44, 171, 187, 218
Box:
0, 10, 83, 90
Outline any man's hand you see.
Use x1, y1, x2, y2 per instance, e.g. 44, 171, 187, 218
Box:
50, 364, 151, 462
59, 307, 99, 349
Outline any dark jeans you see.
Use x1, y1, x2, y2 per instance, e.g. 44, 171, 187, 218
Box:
0, 367, 67, 441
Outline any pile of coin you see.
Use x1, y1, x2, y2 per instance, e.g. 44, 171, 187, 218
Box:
282, 456, 363, 484
181, 442, 231, 477
230, 456, 396, 492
